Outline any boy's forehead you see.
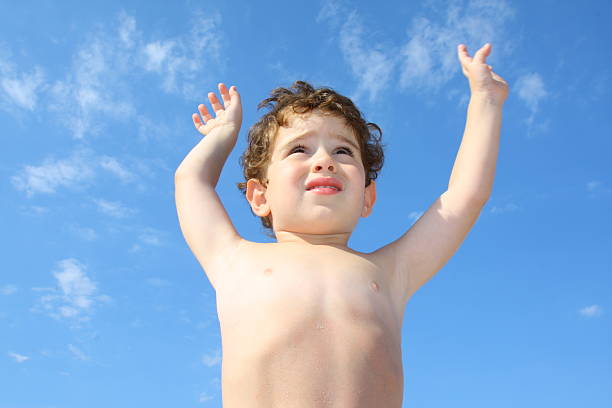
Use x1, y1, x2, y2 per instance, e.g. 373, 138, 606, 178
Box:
275, 111, 358, 147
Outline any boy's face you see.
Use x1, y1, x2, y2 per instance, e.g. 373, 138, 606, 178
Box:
246, 110, 376, 236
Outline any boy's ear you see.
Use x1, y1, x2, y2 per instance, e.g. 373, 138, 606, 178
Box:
246, 178, 271, 217
361, 180, 376, 218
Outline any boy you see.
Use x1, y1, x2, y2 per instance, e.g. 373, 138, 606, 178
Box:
175, 43, 508, 407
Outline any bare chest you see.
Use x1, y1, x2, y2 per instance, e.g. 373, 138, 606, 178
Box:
214, 244, 406, 407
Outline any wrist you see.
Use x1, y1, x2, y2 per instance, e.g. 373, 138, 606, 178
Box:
469, 92, 506, 108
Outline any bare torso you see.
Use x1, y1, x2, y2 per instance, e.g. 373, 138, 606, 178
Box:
214, 241, 407, 407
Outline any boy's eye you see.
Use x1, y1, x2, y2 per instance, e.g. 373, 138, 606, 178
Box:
289, 145, 354, 156
290, 145, 307, 154
337, 147, 354, 156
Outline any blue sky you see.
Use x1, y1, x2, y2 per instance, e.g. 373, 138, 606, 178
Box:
1, 0, 611, 406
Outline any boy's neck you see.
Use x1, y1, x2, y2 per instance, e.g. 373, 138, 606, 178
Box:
274, 230, 351, 248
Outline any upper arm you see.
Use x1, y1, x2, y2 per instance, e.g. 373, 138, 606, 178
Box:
376, 190, 486, 303
174, 174, 245, 290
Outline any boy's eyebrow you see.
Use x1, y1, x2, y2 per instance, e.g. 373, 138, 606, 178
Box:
280, 132, 360, 152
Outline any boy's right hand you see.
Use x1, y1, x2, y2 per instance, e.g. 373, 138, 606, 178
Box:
192, 83, 243, 139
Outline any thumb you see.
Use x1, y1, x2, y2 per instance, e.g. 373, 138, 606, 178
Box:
474, 43, 491, 64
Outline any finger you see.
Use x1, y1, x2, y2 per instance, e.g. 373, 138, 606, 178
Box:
473, 43, 491, 64
198, 103, 212, 122
229, 85, 240, 105
457, 44, 472, 64
218, 83, 231, 108
208, 92, 224, 113
192, 113, 204, 131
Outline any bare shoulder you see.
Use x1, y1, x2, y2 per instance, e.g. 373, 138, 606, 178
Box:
207, 238, 276, 288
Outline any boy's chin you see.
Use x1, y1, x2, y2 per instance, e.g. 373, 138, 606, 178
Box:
276, 219, 356, 235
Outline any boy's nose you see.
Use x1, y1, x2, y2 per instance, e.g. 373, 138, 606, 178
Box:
312, 149, 336, 173
314, 164, 335, 172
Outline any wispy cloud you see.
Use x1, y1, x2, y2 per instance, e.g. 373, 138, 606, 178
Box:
68, 225, 99, 241
398, 0, 515, 94
202, 348, 222, 367
99, 156, 136, 183
130, 227, 165, 252
141, 12, 225, 97
11, 150, 96, 197
199, 392, 214, 403
68, 344, 90, 361
338, 11, 395, 103
34, 258, 111, 326
514, 72, 548, 132
579, 304, 603, 318
1, 284, 17, 295
586, 180, 612, 198
48, 11, 225, 139
8, 352, 29, 363
318, 0, 516, 103
49, 34, 135, 139
12, 149, 140, 197
490, 202, 519, 214
146, 277, 171, 287
0, 49, 46, 112
93, 198, 137, 218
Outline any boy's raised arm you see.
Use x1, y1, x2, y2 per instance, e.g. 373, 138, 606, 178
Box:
380, 44, 509, 304
174, 83, 244, 289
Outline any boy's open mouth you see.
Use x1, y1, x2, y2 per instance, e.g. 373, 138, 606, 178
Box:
305, 177, 343, 191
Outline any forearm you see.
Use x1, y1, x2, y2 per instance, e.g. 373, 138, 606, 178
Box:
175, 130, 238, 187
447, 94, 503, 201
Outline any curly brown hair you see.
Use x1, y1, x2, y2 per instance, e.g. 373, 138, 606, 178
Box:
236, 80, 385, 235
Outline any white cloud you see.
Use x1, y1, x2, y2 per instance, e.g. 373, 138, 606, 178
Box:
49, 35, 134, 139
316, 0, 342, 24
490, 202, 519, 214
140, 12, 225, 98
48, 11, 225, 138
12, 150, 142, 197
143, 41, 175, 72
93, 198, 137, 218
69, 225, 98, 241
68, 344, 90, 361
118, 11, 138, 48
1, 67, 45, 110
99, 156, 136, 183
586, 180, 612, 197
146, 277, 171, 287
579, 304, 603, 318
202, 348, 222, 367
515, 72, 548, 129
8, 352, 29, 363
130, 227, 165, 252
1, 284, 17, 295
317, 0, 515, 102
35, 258, 110, 325
398, 0, 515, 94
11, 150, 96, 197
199, 392, 214, 403
338, 11, 395, 103
0, 50, 46, 111
138, 228, 163, 246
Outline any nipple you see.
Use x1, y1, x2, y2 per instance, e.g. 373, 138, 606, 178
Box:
370, 281, 380, 292
263, 267, 273, 276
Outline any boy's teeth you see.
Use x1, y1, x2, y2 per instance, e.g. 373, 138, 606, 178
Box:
311, 186, 338, 190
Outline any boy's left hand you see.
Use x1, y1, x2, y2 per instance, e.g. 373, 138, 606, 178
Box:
458, 43, 508, 105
